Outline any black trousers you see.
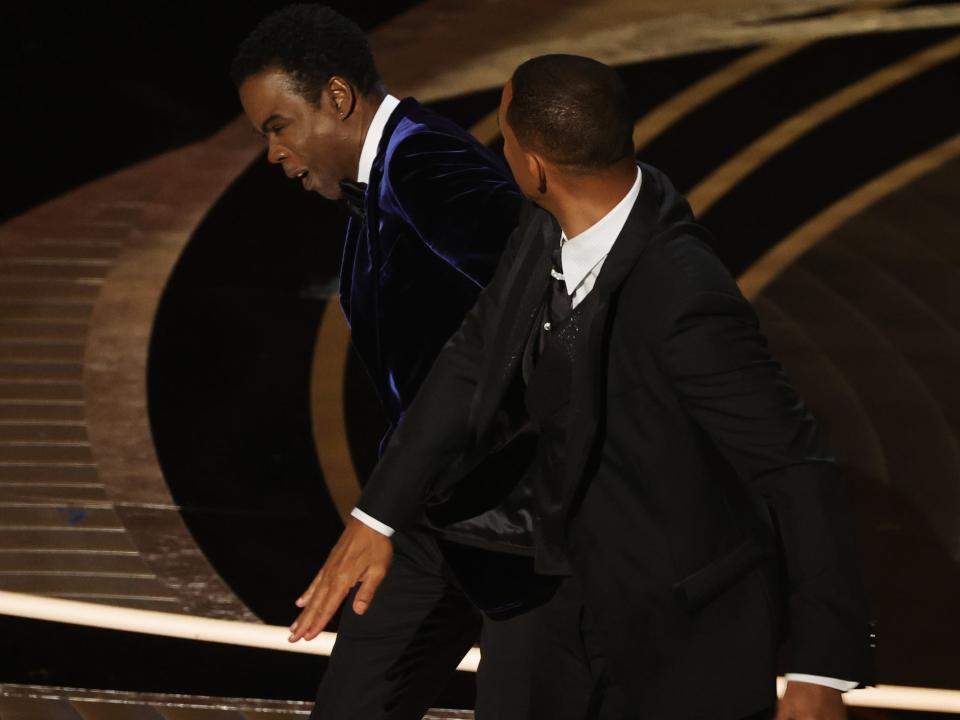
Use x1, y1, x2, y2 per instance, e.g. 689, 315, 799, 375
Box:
530, 575, 775, 720
310, 526, 536, 720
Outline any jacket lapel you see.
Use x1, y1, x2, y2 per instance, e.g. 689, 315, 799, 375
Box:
470, 209, 558, 444
561, 166, 665, 510
341, 100, 422, 398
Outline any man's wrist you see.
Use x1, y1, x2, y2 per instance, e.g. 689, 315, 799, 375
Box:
350, 507, 395, 537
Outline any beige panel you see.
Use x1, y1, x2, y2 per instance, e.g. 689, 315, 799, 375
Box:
0, 280, 102, 299
0, 346, 86, 364
0, 322, 88, 340
109, 506, 257, 622
0, 364, 86, 381
0, 405, 86, 422
0, 265, 110, 281
0, 305, 93, 323
0, 425, 89, 443
0, 242, 120, 261
0, 529, 137, 553
0, 698, 84, 720
159, 709, 247, 720
0, 466, 100, 483
0, 383, 85, 401
239, 713, 306, 720
0, 446, 94, 464
0, 574, 171, 597
0, 486, 108, 503
72, 703, 164, 720
0, 551, 150, 574
0, 506, 122, 529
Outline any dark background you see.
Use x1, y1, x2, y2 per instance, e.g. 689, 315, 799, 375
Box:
0, 1, 420, 224
4, 1, 960, 713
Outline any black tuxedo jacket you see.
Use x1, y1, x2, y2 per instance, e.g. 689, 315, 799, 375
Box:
359, 164, 874, 718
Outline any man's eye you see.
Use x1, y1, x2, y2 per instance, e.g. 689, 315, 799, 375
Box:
270, 125, 286, 134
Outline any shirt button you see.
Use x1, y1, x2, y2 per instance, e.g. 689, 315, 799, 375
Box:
543, 322, 552, 331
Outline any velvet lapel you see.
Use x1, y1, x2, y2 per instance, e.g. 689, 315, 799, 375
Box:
469, 209, 559, 443
364, 97, 420, 221
561, 166, 664, 511
339, 99, 421, 395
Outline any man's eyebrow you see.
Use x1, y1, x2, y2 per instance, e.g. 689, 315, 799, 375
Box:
259, 114, 285, 134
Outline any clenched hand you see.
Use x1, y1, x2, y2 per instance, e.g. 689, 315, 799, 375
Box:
288, 517, 394, 642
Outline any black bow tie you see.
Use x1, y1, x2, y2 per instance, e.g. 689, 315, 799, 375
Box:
339, 179, 368, 220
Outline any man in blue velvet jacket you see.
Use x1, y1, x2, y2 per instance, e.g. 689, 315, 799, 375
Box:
233, 5, 535, 720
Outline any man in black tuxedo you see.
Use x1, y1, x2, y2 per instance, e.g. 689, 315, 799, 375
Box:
292, 55, 875, 719
232, 5, 539, 720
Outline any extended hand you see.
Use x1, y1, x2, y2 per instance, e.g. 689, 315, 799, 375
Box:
288, 517, 394, 642
776, 681, 846, 720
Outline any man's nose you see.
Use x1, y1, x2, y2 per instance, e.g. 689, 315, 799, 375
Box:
266, 141, 287, 165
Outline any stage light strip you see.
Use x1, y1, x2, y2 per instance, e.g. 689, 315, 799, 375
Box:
0, 590, 481, 672
2, 591, 960, 710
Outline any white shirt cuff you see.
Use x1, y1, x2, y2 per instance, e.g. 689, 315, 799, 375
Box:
785, 673, 858, 692
350, 507, 395, 537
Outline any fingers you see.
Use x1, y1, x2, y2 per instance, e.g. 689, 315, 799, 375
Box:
287, 519, 395, 642
352, 566, 386, 615
289, 578, 352, 642
295, 569, 324, 608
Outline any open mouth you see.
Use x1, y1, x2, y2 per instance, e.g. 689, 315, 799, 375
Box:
296, 169, 310, 188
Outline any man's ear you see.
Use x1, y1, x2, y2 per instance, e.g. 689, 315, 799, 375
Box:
328, 76, 357, 120
528, 153, 547, 194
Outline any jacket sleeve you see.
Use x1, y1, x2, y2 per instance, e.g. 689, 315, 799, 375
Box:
652, 239, 874, 685
384, 129, 523, 287
355, 203, 535, 530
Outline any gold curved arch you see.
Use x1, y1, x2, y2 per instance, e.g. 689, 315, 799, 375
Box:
632, 42, 808, 151
631, 0, 905, 151
688, 34, 960, 215
310, 299, 359, 524
737, 132, 960, 300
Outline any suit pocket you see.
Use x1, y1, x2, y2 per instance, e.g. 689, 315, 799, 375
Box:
673, 538, 772, 612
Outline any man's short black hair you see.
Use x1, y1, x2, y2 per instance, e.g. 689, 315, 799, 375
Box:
507, 54, 634, 171
230, 4, 381, 103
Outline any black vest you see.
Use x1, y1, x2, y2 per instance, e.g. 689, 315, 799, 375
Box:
523, 300, 587, 575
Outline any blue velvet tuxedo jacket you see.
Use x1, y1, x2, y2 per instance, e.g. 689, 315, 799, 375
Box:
339, 98, 522, 440
338, 101, 547, 578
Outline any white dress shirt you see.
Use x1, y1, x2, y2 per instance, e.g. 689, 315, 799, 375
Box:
348, 161, 856, 691
559, 166, 641, 307
356, 94, 401, 185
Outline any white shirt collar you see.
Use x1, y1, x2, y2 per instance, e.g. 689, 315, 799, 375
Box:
357, 94, 401, 184
560, 166, 642, 295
